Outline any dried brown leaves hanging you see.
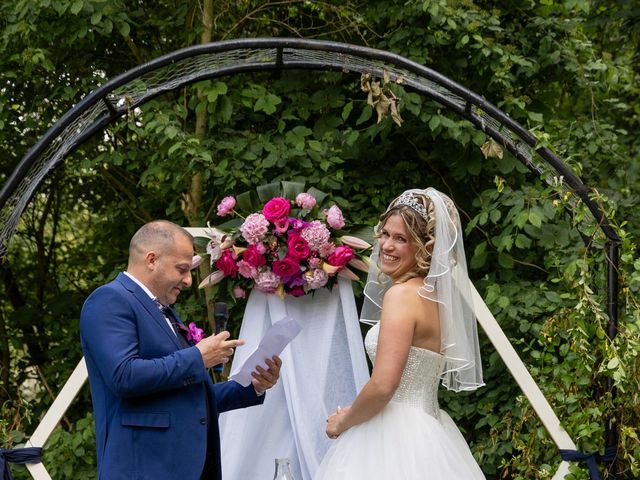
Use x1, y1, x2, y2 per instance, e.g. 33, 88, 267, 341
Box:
480, 138, 504, 159
360, 72, 403, 127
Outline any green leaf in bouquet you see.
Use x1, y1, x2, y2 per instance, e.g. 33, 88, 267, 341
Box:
215, 217, 244, 232
281, 181, 306, 199
236, 190, 260, 212
307, 186, 328, 207
257, 182, 283, 202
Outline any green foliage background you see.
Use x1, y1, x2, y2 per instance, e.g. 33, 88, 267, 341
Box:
1, 1, 638, 479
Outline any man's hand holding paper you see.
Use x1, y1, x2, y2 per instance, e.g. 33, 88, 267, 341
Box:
231, 316, 302, 387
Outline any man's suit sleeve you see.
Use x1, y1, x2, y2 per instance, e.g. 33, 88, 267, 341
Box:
80, 285, 206, 398
211, 380, 265, 414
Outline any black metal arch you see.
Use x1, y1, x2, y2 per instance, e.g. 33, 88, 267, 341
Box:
0, 37, 620, 470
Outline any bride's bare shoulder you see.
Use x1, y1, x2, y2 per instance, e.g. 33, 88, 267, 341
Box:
383, 277, 425, 303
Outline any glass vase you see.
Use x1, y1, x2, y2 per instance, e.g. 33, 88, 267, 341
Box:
273, 458, 295, 480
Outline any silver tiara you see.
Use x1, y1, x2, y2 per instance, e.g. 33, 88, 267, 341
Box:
395, 192, 429, 221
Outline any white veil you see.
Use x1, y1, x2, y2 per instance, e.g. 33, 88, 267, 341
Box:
360, 187, 484, 392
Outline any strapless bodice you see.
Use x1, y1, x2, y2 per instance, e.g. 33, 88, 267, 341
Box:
364, 323, 444, 419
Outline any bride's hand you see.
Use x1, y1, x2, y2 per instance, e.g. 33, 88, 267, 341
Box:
325, 405, 351, 439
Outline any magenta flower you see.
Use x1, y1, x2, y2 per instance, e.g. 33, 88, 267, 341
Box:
324, 205, 345, 229
263, 197, 291, 223
240, 213, 270, 244
273, 218, 290, 235
286, 233, 311, 261
233, 286, 246, 299
289, 286, 306, 297
327, 245, 355, 267
187, 323, 205, 343
272, 256, 300, 280
216, 196, 236, 216
296, 192, 317, 210
216, 249, 239, 277
242, 244, 267, 267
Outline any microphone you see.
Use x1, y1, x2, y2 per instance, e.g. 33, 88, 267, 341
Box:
213, 302, 228, 373
214, 302, 228, 335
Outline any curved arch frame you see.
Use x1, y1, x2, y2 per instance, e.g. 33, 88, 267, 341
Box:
0, 37, 620, 477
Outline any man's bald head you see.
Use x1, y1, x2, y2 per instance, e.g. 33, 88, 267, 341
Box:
128, 220, 192, 267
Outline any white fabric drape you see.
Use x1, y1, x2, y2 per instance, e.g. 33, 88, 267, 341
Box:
219, 278, 370, 480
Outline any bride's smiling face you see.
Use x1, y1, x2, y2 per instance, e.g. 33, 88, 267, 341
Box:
378, 214, 418, 282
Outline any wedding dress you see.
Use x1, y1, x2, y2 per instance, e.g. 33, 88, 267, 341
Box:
314, 322, 486, 479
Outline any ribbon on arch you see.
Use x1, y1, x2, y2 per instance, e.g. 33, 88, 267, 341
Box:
559, 446, 617, 480
0, 446, 42, 480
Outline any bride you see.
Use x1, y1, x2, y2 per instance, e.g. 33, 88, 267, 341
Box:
314, 188, 486, 479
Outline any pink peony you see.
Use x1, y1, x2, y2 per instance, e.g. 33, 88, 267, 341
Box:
326, 245, 354, 267
272, 256, 300, 279
255, 270, 281, 293
242, 244, 267, 267
187, 323, 205, 343
301, 221, 331, 251
296, 192, 317, 210
305, 269, 329, 289
240, 213, 270, 244
216, 249, 239, 277
233, 286, 246, 299
324, 205, 345, 229
287, 233, 311, 261
216, 196, 236, 216
319, 242, 336, 258
263, 197, 291, 223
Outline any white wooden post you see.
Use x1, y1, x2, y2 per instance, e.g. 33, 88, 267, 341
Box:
469, 282, 575, 479
24, 358, 88, 480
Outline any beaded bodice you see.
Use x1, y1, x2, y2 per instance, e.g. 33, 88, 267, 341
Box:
364, 323, 444, 419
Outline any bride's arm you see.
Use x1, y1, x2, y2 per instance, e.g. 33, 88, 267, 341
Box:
326, 283, 418, 437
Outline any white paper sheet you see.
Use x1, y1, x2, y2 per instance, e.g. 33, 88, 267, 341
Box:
230, 316, 302, 386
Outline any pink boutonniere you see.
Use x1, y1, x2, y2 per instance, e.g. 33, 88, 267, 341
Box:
187, 322, 205, 343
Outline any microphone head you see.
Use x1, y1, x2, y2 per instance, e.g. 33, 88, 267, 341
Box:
214, 302, 228, 319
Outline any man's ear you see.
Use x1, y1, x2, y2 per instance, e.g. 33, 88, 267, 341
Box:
145, 251, 159, 270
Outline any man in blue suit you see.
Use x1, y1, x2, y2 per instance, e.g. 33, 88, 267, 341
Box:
80, 220, 281, 480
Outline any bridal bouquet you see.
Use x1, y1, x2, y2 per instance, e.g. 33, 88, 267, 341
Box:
197, 188, 371, 299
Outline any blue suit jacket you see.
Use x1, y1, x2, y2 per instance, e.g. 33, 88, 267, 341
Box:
80, 273, 264, 480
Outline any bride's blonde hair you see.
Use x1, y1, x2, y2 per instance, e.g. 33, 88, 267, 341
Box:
374, 192, 436, 283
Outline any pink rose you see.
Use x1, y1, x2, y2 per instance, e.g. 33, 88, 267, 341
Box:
272, 256, 300, 279
263, 197, 291, 223
242, 244, 267, 267
216, 249, 239, 277
187, 323, 205, 343
326, 245, 354, 267
295, 192, 317, 210
287, 233, 311, 261
216, 196, 236, 216
324, 205, 345, 229
233, 286, 246, 299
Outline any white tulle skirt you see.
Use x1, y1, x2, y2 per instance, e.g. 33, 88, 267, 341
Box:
314, 401, 485, 479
